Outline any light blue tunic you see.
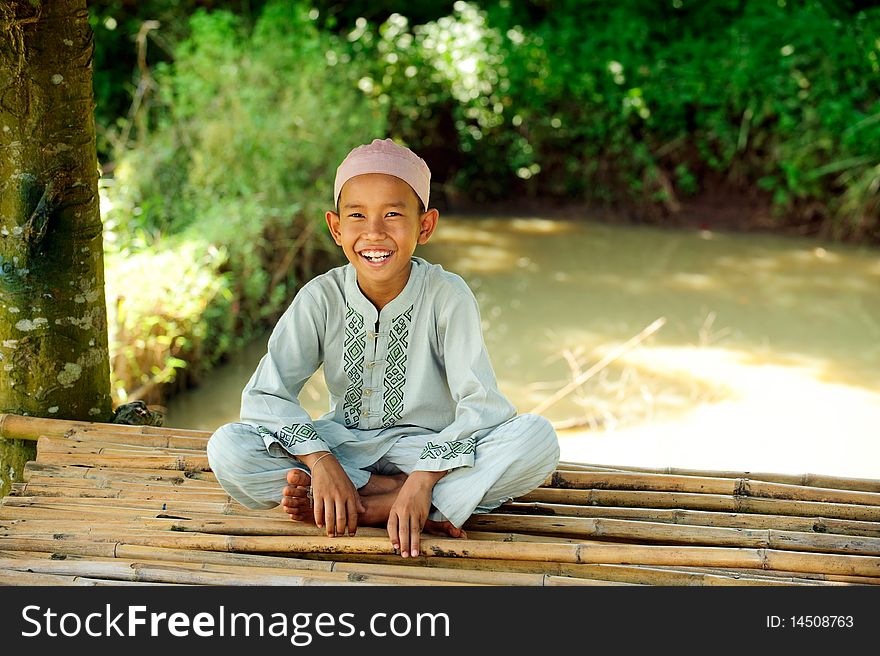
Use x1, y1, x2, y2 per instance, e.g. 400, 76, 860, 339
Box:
239, 256, 518, 474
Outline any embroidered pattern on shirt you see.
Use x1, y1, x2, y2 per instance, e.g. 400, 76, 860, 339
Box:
257, 423, 320, 448
343, 305, 366, 427
419, 436, 476, 460
382, 305, 414, 427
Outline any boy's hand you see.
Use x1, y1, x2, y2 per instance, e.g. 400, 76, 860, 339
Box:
303, 453, 364, 537
387, 471, 445, 557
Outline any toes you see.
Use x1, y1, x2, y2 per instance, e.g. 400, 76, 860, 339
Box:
286, 468, 312, 486
282, 485, 309, 498
282, 494, 310, 509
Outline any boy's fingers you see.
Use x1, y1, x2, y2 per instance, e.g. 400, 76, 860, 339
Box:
346, 497, 359, 536
335, 499, 347, 537
398, 515, 411, 558
410, 520, 421, 557
313, 498, 324, 528
387, 514, 400, 551
325, 503, 336, 537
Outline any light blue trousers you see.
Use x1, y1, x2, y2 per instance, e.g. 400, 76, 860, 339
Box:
207, 414, 559, 528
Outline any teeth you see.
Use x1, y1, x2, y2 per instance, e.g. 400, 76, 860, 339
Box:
361, 250, 392, 262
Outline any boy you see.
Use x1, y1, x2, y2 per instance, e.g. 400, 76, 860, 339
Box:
208, 138, 559, 558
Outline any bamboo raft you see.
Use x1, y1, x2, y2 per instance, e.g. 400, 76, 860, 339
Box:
2, 414, 880, 586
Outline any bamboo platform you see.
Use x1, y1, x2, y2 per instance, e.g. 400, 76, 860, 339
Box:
2, 413, 880, 586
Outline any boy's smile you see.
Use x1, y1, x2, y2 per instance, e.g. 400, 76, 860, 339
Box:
326, 173, 438, 310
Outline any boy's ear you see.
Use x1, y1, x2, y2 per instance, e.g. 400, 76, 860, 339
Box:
325, 210, 343, 245
417, 208, 439, 245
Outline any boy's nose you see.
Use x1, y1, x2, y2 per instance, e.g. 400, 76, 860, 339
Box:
364, 216, 387, 235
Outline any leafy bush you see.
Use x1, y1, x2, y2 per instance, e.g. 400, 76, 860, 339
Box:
350, 0, 880, 237
102, 0, 383, 402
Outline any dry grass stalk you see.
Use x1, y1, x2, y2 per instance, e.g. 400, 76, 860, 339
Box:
529, 317, 667, 415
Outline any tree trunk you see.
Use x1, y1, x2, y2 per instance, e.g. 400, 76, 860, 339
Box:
0, 0, 112, 422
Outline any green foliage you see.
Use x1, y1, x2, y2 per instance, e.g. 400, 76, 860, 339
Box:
102, 0, 383, 401
93, 0, 880, 400
344, 0, 880, 236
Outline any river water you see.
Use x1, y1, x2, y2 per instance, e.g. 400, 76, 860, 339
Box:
165, 216, 880, 480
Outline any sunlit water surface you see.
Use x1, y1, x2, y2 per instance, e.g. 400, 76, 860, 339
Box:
166, 216, 880, 479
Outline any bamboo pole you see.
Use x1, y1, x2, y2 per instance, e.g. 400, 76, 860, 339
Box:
51, 431, 209, 450
500, 502, 880, 538
11, 482, 231, 502
649, 564, 878, 586
112, 546, 545, 585
529, 317, 667, 415
0, 413, 210, 441
0, 570, 175, 585
36, 435, 208, 457
302, 553, 838, 586
0, 520, 590, 549
1, 495, 280, 518
23, 462, 218, 485
517, 488, 880, 522
558, 461, 880, 494
0, 557, 434, 586
36, 451, 210, 471
463, 514, 880, 555
3, 532, 878, 578
0, 496, 258, 517
112, 546, 551, 585
20, 475, 224, 495
550, 471, 880, 506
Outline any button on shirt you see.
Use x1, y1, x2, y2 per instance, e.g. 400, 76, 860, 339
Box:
240, 256, 516, 472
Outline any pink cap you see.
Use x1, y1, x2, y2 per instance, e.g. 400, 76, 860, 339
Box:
334, 138, 431, 210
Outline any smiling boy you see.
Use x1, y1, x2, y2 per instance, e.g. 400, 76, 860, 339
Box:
207, 139, 559, 558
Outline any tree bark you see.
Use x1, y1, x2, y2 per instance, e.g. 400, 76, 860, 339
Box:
0, 0, 112, 421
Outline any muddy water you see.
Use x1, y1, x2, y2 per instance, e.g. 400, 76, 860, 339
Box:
164, 216, 880, 479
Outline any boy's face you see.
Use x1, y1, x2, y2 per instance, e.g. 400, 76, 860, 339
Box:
325, 173, 438, 301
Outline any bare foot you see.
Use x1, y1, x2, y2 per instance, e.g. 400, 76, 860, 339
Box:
358, 492, 468, 541
424, 519, 467, 539
359, 472, 408, 496
357, 490, 400, 526
281, 468, 314, 523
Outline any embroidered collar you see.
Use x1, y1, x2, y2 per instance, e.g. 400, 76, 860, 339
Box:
344, 257, 426, 324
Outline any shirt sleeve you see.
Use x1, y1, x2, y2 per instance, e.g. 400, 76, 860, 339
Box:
413, 289, 516, 472
239, 286, 331, 457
